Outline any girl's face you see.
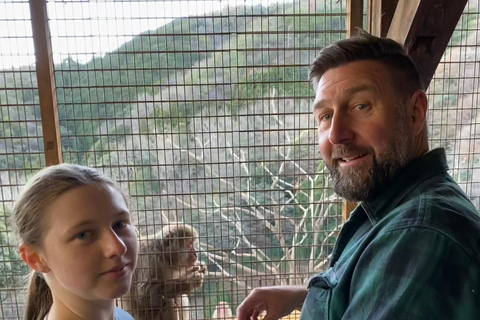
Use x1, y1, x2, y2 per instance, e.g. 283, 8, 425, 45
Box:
39, 184, 138, 301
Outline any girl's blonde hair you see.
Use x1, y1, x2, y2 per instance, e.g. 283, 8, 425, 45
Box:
12, 163, 129, 320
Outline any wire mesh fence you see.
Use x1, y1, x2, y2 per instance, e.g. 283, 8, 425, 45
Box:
0, 0, 479, 319
49, 1, 345, 318
427, 1, 480, 208
0, 0, 43, 318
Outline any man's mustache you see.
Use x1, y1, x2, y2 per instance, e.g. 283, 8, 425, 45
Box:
330, 145, 373, 161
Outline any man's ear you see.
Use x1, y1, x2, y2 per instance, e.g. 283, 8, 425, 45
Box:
409, 90, 428, 136
19, 243, 50, 273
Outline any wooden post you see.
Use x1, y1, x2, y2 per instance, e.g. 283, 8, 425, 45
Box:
387, 0, 422, 44
387, 0, 467, 88
367, 0, 399, 37
347, 0, 364, 38
343, 0, 364, 221
342, 200, 357, 222
29, 0, 63, 165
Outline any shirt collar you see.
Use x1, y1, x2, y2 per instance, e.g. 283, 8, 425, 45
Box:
360, 148, 449, 225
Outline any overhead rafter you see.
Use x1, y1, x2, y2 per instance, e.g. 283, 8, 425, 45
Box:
347, 0, 364, 38
367, 0, 399, 37
387, 0, 468, 88
29, 0, 63, 165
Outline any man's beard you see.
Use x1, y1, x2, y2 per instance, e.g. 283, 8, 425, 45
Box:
325, 115, 414, 202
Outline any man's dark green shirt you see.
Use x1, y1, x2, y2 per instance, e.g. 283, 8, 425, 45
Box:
300, 148, 480, 320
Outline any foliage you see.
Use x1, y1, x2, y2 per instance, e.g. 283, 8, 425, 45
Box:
150, 95, 342, 306
0, 207, 28, 293
450, 7, 478, 46
6, 0, 478, 316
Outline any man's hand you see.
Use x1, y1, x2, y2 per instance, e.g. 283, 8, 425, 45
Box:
236, 286, 308, 320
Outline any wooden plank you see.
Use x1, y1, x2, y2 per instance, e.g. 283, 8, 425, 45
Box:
367, 0, 399, 37
347, 0, 364, 38
387, 0, 467, 88
387, 0, 422, 44
379, 0, 399, 38
343, 0, 363, 221
342, 199, 357, 222
29, 0, 63, 166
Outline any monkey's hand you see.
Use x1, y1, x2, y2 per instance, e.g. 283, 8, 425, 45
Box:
150, 271, 201, 298
196, 261, 207, 275
186, 263, 206, 289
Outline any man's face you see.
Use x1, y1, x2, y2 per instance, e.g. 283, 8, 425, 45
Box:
313, 61, 415, 202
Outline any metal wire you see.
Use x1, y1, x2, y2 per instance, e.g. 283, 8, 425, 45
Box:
52, 1, 344, 318
0, 0, 44, 318
427, 2, 480, 208
1, 0, 479, 319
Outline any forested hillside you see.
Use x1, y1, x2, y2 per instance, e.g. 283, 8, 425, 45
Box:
1, 1, 342, 166
1, 0, 478, 317
0, 2, 346, 316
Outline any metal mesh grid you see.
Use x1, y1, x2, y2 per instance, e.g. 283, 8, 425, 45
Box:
427, 1, 480, 208
49, 0, 345, 318
0, 0, 478, 319
0, 1, 44, 318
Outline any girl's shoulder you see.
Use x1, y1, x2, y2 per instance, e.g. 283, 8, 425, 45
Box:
114, 307, 135, 320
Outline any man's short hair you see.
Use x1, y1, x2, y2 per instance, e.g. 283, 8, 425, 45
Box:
309, 30, 425, 102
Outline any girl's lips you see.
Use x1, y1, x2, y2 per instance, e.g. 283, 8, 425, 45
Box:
103, 264, 128, 278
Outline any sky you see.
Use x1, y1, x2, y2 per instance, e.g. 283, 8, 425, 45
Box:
0, 0, 283, 69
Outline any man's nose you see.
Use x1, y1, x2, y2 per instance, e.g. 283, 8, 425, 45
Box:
328, 113, 355, 145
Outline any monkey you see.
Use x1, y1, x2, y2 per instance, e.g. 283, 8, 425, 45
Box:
211, 301, 233, 319
122, 224, 207, 320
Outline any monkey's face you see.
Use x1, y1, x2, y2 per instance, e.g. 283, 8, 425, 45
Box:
178, 238, 198, 266
157, 225, 200, 268
160, 237, 199, 267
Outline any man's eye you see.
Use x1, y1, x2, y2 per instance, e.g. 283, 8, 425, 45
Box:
76, 231, 92, 240
356, 104, 369, 111
320, 114, 333, 121
113, 221, 126, 230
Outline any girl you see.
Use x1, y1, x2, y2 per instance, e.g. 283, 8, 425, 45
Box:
12, 164, 138, 320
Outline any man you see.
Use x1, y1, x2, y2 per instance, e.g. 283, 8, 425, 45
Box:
236, 30, 480, 320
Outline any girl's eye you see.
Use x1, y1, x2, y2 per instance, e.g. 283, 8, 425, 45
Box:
76, 231, 92, 240
113, 221, 126, 230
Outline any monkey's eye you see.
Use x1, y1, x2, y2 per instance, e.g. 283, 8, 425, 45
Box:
113, 221, 127, 230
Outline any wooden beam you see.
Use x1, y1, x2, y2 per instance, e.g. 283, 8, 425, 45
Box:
347, 0, 364, 38
343, 0, 364, 221
387, 0, 468, 88
379, 0, 399, 38
367, 0, 399, 37
29, 0, 63, 166
342, 200, 357, 222
387, 0, 421, 44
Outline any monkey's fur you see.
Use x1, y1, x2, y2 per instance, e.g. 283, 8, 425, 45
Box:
123, 224, 206, 320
